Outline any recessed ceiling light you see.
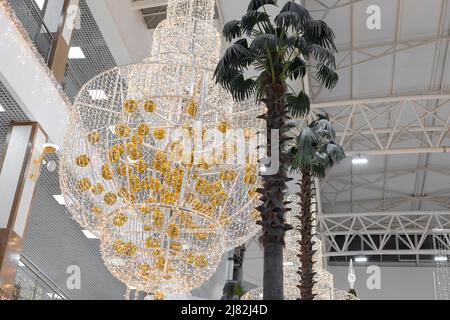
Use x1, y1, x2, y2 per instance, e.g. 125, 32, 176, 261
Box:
432, 228, 450, 234
283, 262, 294, 266
0, 103, 4, 112
82, 230, 98, 239
352, 157, 368, 165
68, 46, 86, 59
355, 256, 368, 262
434, 256, 448, 262
33, 0, 45, 10
52, 195, 66, 205
88, 89, 108, 101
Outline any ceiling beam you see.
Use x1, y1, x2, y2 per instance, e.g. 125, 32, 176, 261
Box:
312, 93, 450, 108
131, 0, 167, 10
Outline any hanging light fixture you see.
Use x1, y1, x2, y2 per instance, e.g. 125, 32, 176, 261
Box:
60, 0, 264, 295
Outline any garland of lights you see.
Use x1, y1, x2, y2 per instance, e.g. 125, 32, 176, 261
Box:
433, 230, 450, 300
0, 1, 71, 105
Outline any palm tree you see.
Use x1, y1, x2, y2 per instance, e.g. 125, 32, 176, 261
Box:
214, 0, 338, 300
288, 112, 345, 300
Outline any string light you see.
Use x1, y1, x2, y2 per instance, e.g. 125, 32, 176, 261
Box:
0, 2, 71, 105
433, 231, 450, 300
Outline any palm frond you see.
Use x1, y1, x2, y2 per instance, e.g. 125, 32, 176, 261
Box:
274, 12, 304, 32
223, 20, 241, 42
307, 44, 336, 68
248, 0, 278, 11
312, 152, 331, 177
304, 20, 337, 52
326, 143, 346, 165
314, 112, 329, 120
286, 91, 310, 118
279, 1, 311, 25
295, 127, 319, 166
316, 64, 339, 90
214, 65, 241, 90
254, 72, 268, 101
286, 56, 306, 80
250, 34, 278, 54
241, 10, 272, 36
312, 119, 336, 139
285, 36, 308, 53
229, 75, 257, 101
221, 39, 253, 69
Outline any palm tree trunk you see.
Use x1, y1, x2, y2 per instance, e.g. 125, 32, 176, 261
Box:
258, 81, 292, 300
297, 166, 317, 300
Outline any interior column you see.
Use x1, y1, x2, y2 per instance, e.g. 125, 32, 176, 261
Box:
0, 122, 49, 298
48, 0, 80, 83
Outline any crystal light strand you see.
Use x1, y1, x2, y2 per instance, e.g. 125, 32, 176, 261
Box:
60, 0, 264, 295
433, 232, 450, 300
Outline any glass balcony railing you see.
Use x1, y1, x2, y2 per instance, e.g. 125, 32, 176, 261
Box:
8, 0, 56, 63
13, 256, 69, 300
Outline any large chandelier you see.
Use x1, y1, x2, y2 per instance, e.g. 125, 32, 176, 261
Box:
60, 0, 263, 295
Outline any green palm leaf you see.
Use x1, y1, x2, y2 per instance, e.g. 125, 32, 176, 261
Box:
223, 20, 241, 42
221, 39, 252, 69
248, 0, 277, 11
214, 66, 241, 90
286, 90, 310, 117
241, 10, 272, 36
307, 44, 336, 68
326, 143, 346, 165
304, 20, 337, 52
316, 64, 339, 90
285, 36, 308, 53
286, 56, 306, 80
230, 75, 256, 101
296, 127, 319, 166
250, 34, 278, 53
275, 1, 312, 31
313, 119, 336, 139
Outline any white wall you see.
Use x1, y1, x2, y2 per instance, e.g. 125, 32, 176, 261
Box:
329, 265, 439, 300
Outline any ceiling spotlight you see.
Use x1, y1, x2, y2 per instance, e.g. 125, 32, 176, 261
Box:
33, 0, 45, 10
82, 230, 98, 239
46, 160, 57, 172
431, 228, 450, 234
68, 47, 85, 59
52, 195, 66, 205
352, 157, 368, 165
434, 256, 448, 262
354, 256, 368, 263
